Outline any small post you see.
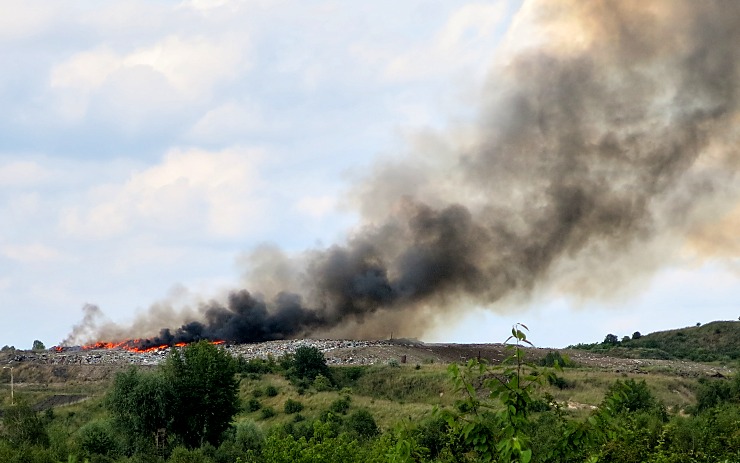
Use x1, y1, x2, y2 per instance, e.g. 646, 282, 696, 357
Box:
3, 367, 13, 405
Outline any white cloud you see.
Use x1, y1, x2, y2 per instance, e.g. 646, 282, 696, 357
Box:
189, 101, 267, 141
0, 1, 60, 41
48, 34, 249, 124
295, 195, 336, 219
371, 3, 508, 83
59, 147, 267, 240
0, 160, 52, 187
1, 243, 63, 264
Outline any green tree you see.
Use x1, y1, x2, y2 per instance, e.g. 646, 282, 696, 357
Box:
287, 346, 331, 382
107, 367, 173, 451
162, 341, 239, 448
603, 333, 619, 345
108, 341, 239, 452
32, 340, 45, 351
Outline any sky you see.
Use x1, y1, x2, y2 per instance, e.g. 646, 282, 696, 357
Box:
1, 0, 739, 350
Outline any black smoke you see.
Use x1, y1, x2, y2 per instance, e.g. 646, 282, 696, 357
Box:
64, 1, 740, 347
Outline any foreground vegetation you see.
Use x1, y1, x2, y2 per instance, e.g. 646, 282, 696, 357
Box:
2, 326, 740, 462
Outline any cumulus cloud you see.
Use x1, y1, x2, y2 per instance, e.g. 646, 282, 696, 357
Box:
59, 147, 267, 239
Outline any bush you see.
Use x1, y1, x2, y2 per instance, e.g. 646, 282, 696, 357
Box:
236, 357, 276, 376
2, 401, 49, 447
605, 378, 666, 419
265, 385, 278, 397
260, 407, 276, 419
284, 399, 304, 414
387, 359, 400, 368
313, 374, 332, 392
329, 396, 351, 415
330, 366, 366, 388
548, 374, 575, 390
247, 398, 262, 412
167, 446, 215, 463
346, 409, 379, 439
75, 420, 119, 459
539, 351, 572, 367
234, 420, 264, 451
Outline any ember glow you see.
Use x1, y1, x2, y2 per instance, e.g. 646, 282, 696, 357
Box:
53, 339, 225, 354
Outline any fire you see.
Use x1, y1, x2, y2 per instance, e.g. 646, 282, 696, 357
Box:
52, 339, 226, 353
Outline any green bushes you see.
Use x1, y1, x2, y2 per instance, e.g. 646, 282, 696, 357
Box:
284, 399, 304, 414
260, 406, 276, 419
329, 395, 351, 415
346, 409, 379, 439
264, 385, 279, 397
75, 420, 120, 459
1, 401, 49, 448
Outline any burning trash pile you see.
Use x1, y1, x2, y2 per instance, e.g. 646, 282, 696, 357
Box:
14, 339, 397, 367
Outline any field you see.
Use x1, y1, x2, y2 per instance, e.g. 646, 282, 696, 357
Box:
1, 335, 739, 462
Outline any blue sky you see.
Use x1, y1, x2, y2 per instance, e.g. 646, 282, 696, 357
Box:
1, 0, 739, 349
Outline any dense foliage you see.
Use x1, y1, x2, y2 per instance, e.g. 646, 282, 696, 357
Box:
107, 340, 239, 453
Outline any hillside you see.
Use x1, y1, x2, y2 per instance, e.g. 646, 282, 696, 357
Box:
572, 320, 740, 362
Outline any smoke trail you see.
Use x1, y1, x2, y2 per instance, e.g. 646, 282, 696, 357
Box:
64, 0, 740, 346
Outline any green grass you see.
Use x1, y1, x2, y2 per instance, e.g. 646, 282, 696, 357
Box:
572, 320, 740, 362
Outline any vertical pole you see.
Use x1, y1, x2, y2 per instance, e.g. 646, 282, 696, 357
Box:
2, 367, 12, 405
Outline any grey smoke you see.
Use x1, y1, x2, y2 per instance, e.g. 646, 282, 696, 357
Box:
64, 1, 740, 346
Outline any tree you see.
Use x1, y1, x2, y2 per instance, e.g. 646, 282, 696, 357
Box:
632, 331, 642, 340
603, 334, 619, 345
286, 346, 330, 383
162, 341, 239, 448
108, 341, 239, 451
107, 367, 173, 451
32, 340, 45, 351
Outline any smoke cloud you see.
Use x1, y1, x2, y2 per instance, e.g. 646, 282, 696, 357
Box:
63, 0, 740, 346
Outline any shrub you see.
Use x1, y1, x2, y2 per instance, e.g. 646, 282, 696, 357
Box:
247, 398, 262, 412
605, 378, 666, 419
168, 446, 215, 463
2, 401, 49, 447
539, 351, 572, 367
235, 357, 276, 376
329, 396, 351, 415
313, 374, 332, 392
388, 358, 400, 368
284, 399, 304, 414
265, 385, 278, 397
234, 420, 264, 451
260, 407, 276, 419
346, 409, 379, 439
330, 366, 366, 388
75, 420, 119, 459
548, 374, 575, 390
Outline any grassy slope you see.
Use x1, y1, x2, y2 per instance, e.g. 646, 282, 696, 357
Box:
582, 320, 740, 362
7, 322, 740, 434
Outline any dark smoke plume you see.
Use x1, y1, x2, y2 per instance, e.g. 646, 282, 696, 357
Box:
64, 0, 740, 347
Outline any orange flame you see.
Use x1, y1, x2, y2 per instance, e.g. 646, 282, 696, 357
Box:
51, 339, 226, 354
